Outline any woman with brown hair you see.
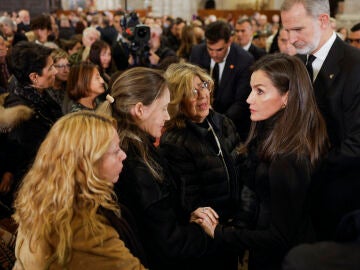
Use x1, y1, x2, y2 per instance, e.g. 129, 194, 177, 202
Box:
177, 25, 197, 61
63, 61, 106, 113
88, 39, 116, 84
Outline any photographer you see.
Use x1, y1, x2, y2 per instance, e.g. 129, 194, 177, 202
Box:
125, 23, 176, 68
113, 11, 177, 68
112, 11, 130, 71
147, 23, 177, 68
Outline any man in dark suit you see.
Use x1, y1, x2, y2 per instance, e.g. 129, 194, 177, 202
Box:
281, 0, 360, 241
111, 11, 129, 71
347, 22, 360, 49
234, 18, 267, 61
189, 20, 254, 139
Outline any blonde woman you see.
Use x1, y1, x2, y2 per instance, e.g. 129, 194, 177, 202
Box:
160, 62, 241, 270
13, 111, 146, 270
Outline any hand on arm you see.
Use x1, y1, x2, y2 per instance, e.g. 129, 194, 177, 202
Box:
190, 207, 219, 238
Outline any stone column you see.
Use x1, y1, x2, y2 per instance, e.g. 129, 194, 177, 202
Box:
336, 0, 360, 29
152, 0, 198, 21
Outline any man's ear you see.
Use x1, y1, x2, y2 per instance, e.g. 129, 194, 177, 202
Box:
318, 13, 329, 29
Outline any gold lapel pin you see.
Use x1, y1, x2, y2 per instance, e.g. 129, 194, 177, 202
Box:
329, 74, 334, 79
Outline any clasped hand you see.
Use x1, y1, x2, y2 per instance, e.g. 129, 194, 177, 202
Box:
190, 207, 219, 238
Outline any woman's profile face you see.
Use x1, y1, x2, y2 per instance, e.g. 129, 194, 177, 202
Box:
182, 76, 211, 123
89, 68, 105, 96
98, 129, 127, 183
138, 87, 170, 138
35, 56, 57, 89
100, 47, 111, 69
247, 70, 288, 121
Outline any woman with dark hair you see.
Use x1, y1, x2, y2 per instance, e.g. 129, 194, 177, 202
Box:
0, 41, 62, 207
88, 39, 116, 84
63, 61, 106, 113
177, 25, 197, 61
195, 53, 329, 270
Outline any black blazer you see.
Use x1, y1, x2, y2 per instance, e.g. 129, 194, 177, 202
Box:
248, 43, 267, 61
190, 42, 254, 139
305, 36, 360, 240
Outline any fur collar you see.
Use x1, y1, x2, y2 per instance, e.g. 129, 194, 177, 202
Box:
0, 93, 34, 132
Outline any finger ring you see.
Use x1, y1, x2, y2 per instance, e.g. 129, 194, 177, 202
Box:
202, 207, 205, 213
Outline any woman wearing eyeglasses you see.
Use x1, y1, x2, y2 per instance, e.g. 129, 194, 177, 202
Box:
160, 62, 242, 270
47, 48, 70, 107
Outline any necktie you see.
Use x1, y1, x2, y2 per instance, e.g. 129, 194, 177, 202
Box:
212, 63, 219, 92
306, 54, 316, 82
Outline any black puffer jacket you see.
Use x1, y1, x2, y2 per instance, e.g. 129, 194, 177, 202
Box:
115, 135, 214, 270
1, 85, 62, 182
160, 110, 242, 222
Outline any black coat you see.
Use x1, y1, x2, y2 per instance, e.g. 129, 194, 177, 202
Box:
214, 118, 315, 270
3, 85, 62, 183
160, 110, 242, 222
115, 134, 215, 270
190, 43, 254, 139
302, 36, 360, 240
248, 43, 267, 61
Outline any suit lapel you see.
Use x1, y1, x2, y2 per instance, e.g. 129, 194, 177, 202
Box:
314, 37, 343, 96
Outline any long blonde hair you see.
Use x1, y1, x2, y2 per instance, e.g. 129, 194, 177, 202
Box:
13, 111, 119, 266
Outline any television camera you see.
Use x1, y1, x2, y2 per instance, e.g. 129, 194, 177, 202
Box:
121, 11, 151, 66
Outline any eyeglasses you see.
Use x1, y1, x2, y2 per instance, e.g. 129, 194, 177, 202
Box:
54, 63, 71, 70
346, 38, 360, 44
191, 81, 211, 98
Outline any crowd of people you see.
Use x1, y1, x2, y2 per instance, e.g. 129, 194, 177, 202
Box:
0, 0, 360, 269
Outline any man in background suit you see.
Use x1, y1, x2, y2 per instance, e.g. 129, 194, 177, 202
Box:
190, 20, 254, 139
347, 22, 360, 49
281, 0, 360, 241
234, 18, 267, 61
111, 11, 129, 71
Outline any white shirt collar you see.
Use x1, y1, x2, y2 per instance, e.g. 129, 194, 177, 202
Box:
210, 45, 231, 82
313, 31, 337, 62
311, 32, 337, 81
243, 41, 252, 51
